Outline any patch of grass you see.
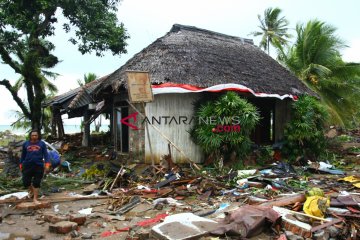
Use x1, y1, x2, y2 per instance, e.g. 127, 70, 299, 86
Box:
349, 147, 360, 153
336, 134, 354, 142
286, 179, 308, 191
42, 174, 92, 191
0, 176, 24, 193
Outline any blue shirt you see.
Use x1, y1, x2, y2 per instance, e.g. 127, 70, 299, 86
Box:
20, 140, 50, 167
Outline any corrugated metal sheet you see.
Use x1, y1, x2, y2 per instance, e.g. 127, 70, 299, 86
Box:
144, 93, 204, 164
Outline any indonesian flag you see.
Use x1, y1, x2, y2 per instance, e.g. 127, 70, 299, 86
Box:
151, 83, 298, 100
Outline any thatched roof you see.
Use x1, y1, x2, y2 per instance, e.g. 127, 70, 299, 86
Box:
44, 75, 108, 111
97, 24, 313, 96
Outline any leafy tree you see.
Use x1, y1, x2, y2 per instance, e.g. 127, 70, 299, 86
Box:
0, 0, 129, 130
282, 95, 329, 161
191, 92, 260, 163
250, 7, 291, 54
277, 20, 360, 127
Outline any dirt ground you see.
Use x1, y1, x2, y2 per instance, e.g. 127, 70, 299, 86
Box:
0, 193, 277, 240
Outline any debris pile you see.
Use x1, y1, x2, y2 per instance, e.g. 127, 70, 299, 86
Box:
0, 130, 359, 239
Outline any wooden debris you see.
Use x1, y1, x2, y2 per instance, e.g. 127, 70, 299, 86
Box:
310, 218, 343, 232
260, 193, 306, 207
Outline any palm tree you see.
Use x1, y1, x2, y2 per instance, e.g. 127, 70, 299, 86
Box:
77, 73, 97, 86
278, 20, 360, 127
250, 7, 291, 55
77, 73, 104, 132
11, 71, 59, 134
10, 46, 59, 134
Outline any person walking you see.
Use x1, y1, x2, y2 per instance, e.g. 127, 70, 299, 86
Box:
19, 129, 51, 204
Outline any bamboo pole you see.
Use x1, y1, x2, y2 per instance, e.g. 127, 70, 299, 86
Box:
109, 165, 124, 191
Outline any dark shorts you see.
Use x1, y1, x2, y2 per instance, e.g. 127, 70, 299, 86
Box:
22, 165, 44, 188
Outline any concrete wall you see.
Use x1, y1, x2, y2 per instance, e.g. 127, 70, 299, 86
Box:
144, 93, 204, 164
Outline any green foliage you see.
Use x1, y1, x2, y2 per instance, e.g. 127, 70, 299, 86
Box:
250, 7, 291, 54
191, 92, 260, 161
77, 73, 98, 86
336, 134, 354, 142
277, 20, 360, 127
0, 0, 128, 129
10, 106, 54, 135
283, 95, 329, 161
82, 164, 106, 181
255, 145, 274, 166
0, 176, 23, 193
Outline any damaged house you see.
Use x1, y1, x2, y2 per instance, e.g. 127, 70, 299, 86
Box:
46, 24, 313, 164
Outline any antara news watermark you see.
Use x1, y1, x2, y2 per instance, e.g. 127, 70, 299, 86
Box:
120, 112, 241, 132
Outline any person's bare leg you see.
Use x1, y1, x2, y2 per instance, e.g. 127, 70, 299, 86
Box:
28, 186, 34, 199
33, 187, 40, 204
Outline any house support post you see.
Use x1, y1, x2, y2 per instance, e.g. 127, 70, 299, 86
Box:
82, 110, 91, 147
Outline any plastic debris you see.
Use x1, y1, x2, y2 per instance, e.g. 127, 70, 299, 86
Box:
78, 208, 92, 215
303, 196, 330, 218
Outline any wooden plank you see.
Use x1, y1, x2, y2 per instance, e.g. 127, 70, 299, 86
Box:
310, 218, 343, 232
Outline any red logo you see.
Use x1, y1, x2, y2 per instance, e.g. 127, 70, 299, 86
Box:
120, 112, 140, 130
27, 145, 41, 152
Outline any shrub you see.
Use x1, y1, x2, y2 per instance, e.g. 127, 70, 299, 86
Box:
283, 95, 329, 161
190, 92, 260, 162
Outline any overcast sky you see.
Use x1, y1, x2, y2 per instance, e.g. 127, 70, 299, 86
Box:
1, 0, 359, 125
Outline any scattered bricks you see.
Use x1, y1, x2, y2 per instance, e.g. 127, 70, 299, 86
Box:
16, 201, 51, 210
43, 213, 68, 224
69, 214, 87, 226
49, 221, 78, 234
282, 219, 312, 239
301, 230, 312, 239
274, 207, 312, 239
